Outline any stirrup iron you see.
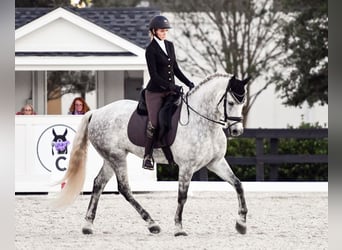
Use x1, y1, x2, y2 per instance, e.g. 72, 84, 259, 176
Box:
142, 155, 154, 170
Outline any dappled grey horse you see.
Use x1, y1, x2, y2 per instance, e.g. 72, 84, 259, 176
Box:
53, 73, 249, 236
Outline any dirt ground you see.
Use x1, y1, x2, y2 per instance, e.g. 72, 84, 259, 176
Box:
15, 191, 327, 250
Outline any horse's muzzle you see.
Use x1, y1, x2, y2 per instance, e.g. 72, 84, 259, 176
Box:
227, 124, 244, 137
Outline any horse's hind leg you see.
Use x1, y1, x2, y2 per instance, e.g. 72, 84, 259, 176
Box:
113, 156, 161, 234
82, 160, 114, 234
174, 166, 193, 236
207, 158, 248, 234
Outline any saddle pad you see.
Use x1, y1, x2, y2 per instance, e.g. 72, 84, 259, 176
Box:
127, 103, 182, 148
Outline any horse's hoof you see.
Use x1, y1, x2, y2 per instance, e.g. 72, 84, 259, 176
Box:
82, 227, 93, 235
82, 221, 94, 234
174, 230, 188, 237
148, 224, 161, 234
235, 220, 247, 234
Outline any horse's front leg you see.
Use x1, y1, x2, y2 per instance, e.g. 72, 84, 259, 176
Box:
174, 166, 193, 236
207, 158, 248, 234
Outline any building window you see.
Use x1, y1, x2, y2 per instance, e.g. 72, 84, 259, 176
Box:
46, 71, 97, 114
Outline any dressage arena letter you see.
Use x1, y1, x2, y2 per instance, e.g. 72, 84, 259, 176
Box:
55, 156, 67, 171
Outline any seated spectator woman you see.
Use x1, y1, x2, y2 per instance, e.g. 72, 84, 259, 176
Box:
16, 104, 36, 115
68, 97, 90, 115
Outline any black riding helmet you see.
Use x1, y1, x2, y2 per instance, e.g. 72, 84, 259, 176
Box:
149, 15, 172, 31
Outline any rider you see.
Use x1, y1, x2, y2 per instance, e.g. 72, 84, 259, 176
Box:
143, 15, 195, 170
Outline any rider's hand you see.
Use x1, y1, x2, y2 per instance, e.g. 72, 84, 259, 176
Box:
188, 82, 195, 90
170, 84, 182, 94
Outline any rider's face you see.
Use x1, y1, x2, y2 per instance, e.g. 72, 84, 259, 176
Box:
155, 29, 168, 40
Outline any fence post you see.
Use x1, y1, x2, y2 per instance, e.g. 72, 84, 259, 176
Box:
269, 138, 279, 181
256, 138, 264, 181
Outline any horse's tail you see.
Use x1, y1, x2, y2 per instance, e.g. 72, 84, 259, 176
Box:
52, 111, 92, 208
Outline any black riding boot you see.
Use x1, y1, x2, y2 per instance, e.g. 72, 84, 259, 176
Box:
142, 122, 157, 170
162, 146, 177, 167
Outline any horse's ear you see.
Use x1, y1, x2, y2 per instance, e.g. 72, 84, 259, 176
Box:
52, 128, 57, 137
243, 77, 251, 85
63, 129, 68, 137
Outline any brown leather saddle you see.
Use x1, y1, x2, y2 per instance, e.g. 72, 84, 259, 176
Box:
127, 90, 182, 148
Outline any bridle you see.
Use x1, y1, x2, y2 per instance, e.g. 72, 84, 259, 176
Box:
180, 77, 245, 129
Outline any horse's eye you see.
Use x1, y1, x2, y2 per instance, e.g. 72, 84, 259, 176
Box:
228, 102, 234, 106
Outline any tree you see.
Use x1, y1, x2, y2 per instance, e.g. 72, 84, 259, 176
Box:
272, 0, 328, 107
150, 0, 283, 126
47, 71, 96, 100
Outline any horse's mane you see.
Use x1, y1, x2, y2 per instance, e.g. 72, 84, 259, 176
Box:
188, 72, 232, 96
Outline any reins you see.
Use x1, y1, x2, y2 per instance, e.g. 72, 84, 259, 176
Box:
180, 92, 227, 126
179, 77, 244, 129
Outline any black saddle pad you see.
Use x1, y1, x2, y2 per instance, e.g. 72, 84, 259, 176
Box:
127, 101, 182, 148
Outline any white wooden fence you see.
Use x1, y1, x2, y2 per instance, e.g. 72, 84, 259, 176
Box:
15, 115, 156, 193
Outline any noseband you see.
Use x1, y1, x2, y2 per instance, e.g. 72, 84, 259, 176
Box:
180, 76, 245, 128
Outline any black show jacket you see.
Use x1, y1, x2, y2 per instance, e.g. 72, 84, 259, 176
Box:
145, 39, 192, 92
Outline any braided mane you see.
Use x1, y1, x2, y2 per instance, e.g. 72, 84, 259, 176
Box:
188, 72, 232, 96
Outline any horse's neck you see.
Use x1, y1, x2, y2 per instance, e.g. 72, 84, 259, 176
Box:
182, 77, 228, 125
189, 78, 227, 114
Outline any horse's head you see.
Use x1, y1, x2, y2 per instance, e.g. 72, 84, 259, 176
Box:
184, 73, 249, 136
223, 75, 250, 137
